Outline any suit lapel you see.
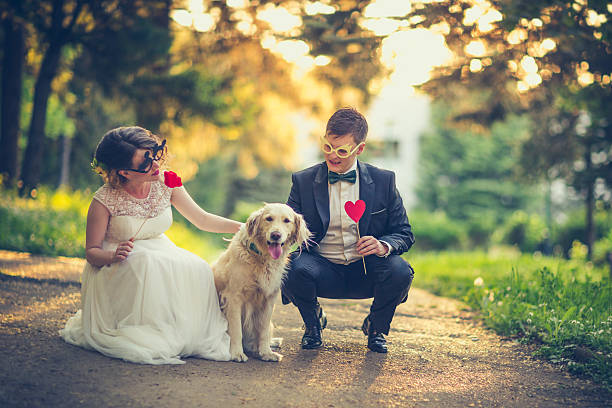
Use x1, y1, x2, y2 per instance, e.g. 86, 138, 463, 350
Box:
313, 162, 330, 239
358, 160, 374, 234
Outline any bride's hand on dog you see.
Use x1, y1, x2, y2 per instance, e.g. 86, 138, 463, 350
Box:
356, 236, 385, 256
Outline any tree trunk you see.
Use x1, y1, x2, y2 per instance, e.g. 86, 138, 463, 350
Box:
58, 133, 71, 187
584, 146, 595, 260
19, 41, 63, 196
0, 17, 25, 188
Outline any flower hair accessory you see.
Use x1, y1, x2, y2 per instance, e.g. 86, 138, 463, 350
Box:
91, 157, 108, 172
164, 171, 182, 188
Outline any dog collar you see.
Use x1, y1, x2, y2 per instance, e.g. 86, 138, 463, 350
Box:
248, 242, 261, 255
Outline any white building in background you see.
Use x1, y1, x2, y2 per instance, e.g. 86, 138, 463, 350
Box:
366, 90, 430, 210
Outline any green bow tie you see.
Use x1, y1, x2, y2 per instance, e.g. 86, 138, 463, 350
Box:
328, 170, 357, 184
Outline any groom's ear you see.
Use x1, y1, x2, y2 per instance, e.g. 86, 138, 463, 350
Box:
355, 142, 365, 156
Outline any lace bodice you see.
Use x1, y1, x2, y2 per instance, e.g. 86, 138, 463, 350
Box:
93, 180, 172, 218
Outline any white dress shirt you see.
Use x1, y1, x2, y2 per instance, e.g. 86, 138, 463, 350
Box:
317, 162, 391, 265
317, 162, 361, 264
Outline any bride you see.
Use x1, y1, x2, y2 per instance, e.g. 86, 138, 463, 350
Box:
60, 126, 241, 364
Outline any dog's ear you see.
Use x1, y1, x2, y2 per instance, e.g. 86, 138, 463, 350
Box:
246, 209, 263, 237
290, 212, 311, 246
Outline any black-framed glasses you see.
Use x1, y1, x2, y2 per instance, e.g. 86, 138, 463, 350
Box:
124, 139, 167, 173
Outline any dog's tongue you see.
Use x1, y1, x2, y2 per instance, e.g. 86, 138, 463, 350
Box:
268, 243, 282, 259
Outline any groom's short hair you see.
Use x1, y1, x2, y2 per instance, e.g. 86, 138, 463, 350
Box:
326, 107, 368, 143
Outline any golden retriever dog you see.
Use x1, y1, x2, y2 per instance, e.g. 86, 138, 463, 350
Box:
212, 203, 310, 362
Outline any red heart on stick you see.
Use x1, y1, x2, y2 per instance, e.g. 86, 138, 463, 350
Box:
344, 200, 366, 223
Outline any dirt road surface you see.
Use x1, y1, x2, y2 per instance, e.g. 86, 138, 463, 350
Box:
0, 250, 609, 407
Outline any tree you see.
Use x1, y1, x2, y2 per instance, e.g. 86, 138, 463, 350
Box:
405, 0, 612, 257
159, 0, 388, 213
7, 0, 175, 195
0, 10, 26, 187
18, 0, 85, 196
416, 99, 538, 246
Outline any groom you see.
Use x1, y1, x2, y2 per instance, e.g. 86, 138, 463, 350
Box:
281, 107, 415, 353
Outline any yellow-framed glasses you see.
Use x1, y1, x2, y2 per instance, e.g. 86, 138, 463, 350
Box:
320, 136, 365, 159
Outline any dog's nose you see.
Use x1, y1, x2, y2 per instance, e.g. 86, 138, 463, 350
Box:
270, 231, 282, 241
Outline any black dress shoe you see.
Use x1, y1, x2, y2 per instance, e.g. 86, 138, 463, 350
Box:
367, 331, 388, 353
301, 325, 322, 349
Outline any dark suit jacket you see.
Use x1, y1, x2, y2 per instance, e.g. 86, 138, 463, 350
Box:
287, 160, 414, 256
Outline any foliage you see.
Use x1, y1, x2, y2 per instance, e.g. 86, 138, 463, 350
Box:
407, 0, 612, 257
552, 207, 612, 257
2, 0, 392, 199
0, 187, 90, 257
494, 210, 548, 253
409, 210, 467, 251
298, 1, 385, 100
593, 230, 612, 267
407, 0, 612, 171
416, 103, 539, 245
181, 155, 292, 218
410, 249, 611, 387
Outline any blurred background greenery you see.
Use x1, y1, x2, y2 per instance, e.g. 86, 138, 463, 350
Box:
0, 0, 610, 387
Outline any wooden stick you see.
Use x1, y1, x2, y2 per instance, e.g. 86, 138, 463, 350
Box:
130, 218, 148, 241
357, 224, 367, 275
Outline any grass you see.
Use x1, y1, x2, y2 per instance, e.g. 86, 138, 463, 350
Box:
409, 248, 611, 388
0, 187, 90, 257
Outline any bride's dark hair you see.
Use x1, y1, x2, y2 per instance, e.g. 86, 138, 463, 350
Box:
93, 126, 163, 188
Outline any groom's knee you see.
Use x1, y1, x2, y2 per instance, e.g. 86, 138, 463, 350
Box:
287, 252, 321, 281
386, 256, 414, 291
282, 252, 316, 302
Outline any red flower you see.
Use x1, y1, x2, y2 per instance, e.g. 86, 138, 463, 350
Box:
164, 171, 182, 188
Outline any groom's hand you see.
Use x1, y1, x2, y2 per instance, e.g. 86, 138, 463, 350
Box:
356, 236, 386, 256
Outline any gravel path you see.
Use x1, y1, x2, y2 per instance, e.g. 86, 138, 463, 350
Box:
0, 250, 609, 407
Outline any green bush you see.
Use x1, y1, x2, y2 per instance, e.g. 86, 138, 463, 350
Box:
410, 210, 467, 251
495, 210, 548, 253
0, 188, 88, 257
553, 209, 612, 256
465, 213, 497, 248
593, 230, 612, 268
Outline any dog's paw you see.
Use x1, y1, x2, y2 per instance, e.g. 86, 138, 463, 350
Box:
259, 350, 283, 362
230, 350, 248, 362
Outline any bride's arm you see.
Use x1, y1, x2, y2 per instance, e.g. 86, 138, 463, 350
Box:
170, 186, 242, 234
85, 200, 134, 267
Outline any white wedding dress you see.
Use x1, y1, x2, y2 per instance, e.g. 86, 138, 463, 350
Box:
60, 180, 231, 364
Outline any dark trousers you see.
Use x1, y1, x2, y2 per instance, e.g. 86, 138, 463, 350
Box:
281, 251, 414, 335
